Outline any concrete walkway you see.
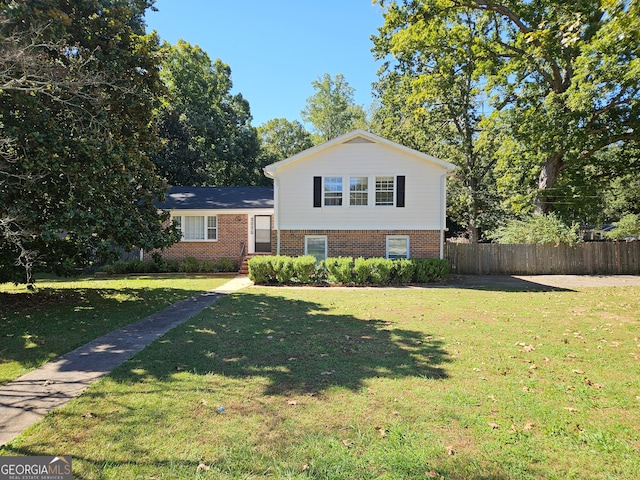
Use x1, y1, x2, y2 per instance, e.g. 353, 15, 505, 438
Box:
0, 276, 253, 447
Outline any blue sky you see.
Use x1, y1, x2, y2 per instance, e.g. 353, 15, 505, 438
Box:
144, 1, 386, 127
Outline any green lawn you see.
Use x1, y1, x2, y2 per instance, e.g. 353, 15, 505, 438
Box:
2, 284, 640, 479
0, 275, 234, 385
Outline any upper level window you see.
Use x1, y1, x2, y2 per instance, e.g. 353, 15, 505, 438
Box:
324, 177, 342, 206
375, 176, 394, 206
349, 177, 368, 206
172, 215, 217, 241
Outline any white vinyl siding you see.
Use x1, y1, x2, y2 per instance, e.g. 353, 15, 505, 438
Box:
387, 235, 409, 259
274, 141, 445, 230
305, 235, 327, 261
172, 215, 218, 241
349, 176, 368, 206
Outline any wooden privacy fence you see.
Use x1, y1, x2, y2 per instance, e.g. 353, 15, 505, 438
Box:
446, 242, 640, 275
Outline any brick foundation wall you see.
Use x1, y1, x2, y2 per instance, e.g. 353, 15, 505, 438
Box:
275, 229, 441, 259
145, 214, 248, 263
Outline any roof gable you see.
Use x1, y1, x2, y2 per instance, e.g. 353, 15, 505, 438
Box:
263, 129, 456, 178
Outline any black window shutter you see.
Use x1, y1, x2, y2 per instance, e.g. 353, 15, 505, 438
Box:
396, 175, 405, 207
313, 176, 322, 207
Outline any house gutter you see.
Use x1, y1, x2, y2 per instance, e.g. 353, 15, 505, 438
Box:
440, 170, 456, 260
264, 167, 280, 255
275, 176, 281, 256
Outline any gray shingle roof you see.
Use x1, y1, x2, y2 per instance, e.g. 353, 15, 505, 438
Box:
157, 186, 274, 210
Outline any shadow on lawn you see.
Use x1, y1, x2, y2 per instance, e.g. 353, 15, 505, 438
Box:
445, 275, 575, 292
0, 286, 206, 381
111, 292, 451, 395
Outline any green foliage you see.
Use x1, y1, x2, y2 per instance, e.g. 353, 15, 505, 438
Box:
257, 118, 314, 165
374, 0, 640, 217
272, 256, 295, 284
249, 256, 449, 285
247, 256, 277, 284
100, 256, 238, 275
0, 1, 179, 284
325, 257, 356, 284
152, 40, 262, 186
179, 256, 200, 274
605, 214, 640, 240
292, 256, 317, 284
199, 260, 217, 273
489, 214, 581, 246
373, 8, 500, 241
215, 257, 238, 273
301, 73, 368, 143
354, 257, 394, 285
391, 259, 415, 284
413, 258, 450, 283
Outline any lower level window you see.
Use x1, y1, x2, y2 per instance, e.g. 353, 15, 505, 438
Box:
387, 235, 409, 259
305, 235, 327, 262
172, 215, 217, 241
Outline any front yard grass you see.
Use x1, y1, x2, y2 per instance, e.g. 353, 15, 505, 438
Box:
0, 275, 234, 385
3, 284, 640, 479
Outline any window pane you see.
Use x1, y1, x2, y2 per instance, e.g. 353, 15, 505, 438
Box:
324, 177, 342, 206
388, 237, 408, 259
207, 216, 217, 240
376, 176, 394, 206
184, 216, 205, 240
306, 236, 327, 261
350, 176, 368, 206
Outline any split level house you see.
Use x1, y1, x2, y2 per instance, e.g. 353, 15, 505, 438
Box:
150, 130, 456, 268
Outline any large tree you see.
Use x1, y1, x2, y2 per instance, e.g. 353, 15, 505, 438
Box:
301, 73, 368, 143
374, 8, 502, 241
375, 0, 640, 214
257, 118, 313, 165
0, 0, 178, 284
152, 40, 261, 186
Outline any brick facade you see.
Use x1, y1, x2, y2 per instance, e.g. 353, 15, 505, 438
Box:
275, 229, 441, 259
145, 214, 248, 263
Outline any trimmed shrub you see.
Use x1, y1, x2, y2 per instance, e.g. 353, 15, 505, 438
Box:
163, 259, 180, 273
325, 257, 355, 284
293, 255, 317, 283
200, 260, 217, 273
272, 256, 295, 284
179, 256, 200, 273
414, 258, 450, 283
216, 257, 238, 272
353, 258, 393, 285
391, 259, 415, 284
248, 256, 450, 285
248, 256, 276, 284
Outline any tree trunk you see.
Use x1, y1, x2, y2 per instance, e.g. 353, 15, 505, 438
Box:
535, 152, 565, 214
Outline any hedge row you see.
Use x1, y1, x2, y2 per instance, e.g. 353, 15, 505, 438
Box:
99, 255, 238, 275
248, 255, 450, 285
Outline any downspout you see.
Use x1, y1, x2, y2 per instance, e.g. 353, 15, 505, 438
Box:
440, 170, 455, 260
274, 177, 281, 256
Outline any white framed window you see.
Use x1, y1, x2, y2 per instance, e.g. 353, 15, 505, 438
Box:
376, 176, 395, 206
206, 216, 218, 240
387, 235, 409, 259
305, 235, 328, 262
172, 215, 218, 241
349, 176, 368, 206
324, 177, 342, 206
